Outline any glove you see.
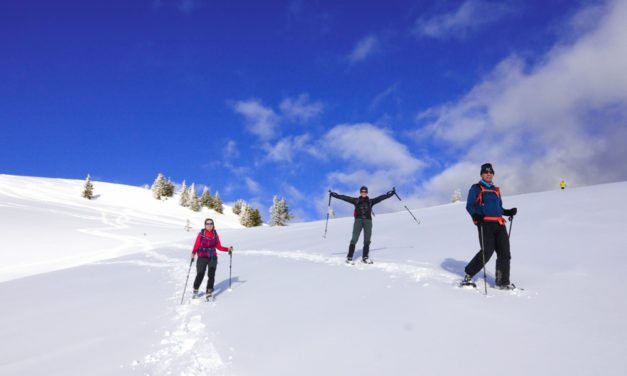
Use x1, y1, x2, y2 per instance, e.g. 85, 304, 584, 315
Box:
330, 192, 339, 198
503, 208, 517, 217
472, 214, 484, 224
387, 187, 396, 195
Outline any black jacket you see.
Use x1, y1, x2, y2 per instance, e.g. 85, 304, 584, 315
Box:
333, 192, 394, 220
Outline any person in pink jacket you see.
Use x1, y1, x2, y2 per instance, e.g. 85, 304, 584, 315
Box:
190, 218, 233, 298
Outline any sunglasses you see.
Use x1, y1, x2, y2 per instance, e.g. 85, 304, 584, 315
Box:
205, 222, 214, 226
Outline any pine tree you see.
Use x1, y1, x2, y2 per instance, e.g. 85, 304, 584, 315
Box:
200, 187, 214, 209
232, 200, 243, 215
179, 180, 190, 207
240, 204, 253, 227
451, 189, 462, 203
151, 173, 167, 200
279, 197, 293, 225
251, 208, 263, 227
269, 196, 280, 226
269, 196, 293, 226
82, 174, 94, 200
162, 178, 175, 199
188, 183, 201, 211
213, 192, 224, 214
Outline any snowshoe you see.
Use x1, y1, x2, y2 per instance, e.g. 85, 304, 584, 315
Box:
495, 283, 518, 290
206, 289, 215, 302
362, 258, 373, 264
192, 290, 204, 299
346, 257, 355, 265
459, 274, 476, 288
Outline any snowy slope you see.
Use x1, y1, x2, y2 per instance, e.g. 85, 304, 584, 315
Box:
1, 174, 626, 376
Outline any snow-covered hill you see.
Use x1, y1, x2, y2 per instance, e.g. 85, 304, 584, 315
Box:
1, 174, 626, 375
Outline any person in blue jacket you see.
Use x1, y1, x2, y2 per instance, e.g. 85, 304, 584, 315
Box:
461, 163, 518, 289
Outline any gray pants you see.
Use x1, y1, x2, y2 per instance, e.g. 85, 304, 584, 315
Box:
350, 218, 372, 246
347, 218, 373, 259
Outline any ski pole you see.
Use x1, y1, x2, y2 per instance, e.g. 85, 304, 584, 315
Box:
229, 249, 233, 290
393, 188, 421, 225
323, 190, 332, 238
479, 223, 488, 296
507, 216, 514, 239
180, 257, 194, 305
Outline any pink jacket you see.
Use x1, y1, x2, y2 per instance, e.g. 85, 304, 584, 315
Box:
192, 230, 229, 258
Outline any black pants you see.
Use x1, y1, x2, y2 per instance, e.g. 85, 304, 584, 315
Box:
464, 222, 511, 285
193, 256, 218, 291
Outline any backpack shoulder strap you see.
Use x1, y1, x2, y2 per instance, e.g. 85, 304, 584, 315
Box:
475, 183, 500, 206
473, 183, 483, 205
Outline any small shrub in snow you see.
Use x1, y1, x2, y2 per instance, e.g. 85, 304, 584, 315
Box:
82, 174, 94, 200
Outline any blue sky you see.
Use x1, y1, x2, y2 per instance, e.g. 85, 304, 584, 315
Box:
2, 0, 626, 221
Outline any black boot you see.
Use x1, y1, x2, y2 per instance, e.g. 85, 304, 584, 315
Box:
347, 244, 355, 261
460, 274, 476, 287
362, 243, 373, 264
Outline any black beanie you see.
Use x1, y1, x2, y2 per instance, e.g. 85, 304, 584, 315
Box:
360, 186, 368, 193
480, 163, 494, 175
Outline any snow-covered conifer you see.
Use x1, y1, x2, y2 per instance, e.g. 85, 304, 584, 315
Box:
240, 204, 253, 227
162, 178, 175, 199
188, 183, 201, 211
251, 208, 263, 227
179, 180, 190, 207
151, 173, 167, 200
232, 200, 243, 215
241, 204, 263, 227
82, 174, 94, 200
269, 196, 293, 226
200, 187, 213, 209
213, 192, 224, 214
451, 189, 462, 203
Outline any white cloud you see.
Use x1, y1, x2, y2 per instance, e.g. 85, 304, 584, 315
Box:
321, 123, 425, 206
284, 184, 306, 202
262, 134, 315, 163
413, 0, 627, 198
412, 0, 511, 40
347, 34, 380, 63
233, 100, 280, 141
370, 82, 400, 111
223, 140, 240, 160
280, 94, 324, 123
245, 177, 262, 194
323, 123, 424, 175
234, 94, 324, 141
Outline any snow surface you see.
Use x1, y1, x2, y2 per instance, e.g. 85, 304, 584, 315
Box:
1, 174, 626, 375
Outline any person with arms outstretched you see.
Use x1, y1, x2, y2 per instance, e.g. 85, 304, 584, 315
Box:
330, 186, 395, 264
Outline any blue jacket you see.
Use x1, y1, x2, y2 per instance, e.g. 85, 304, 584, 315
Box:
466, 180, 504, 221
